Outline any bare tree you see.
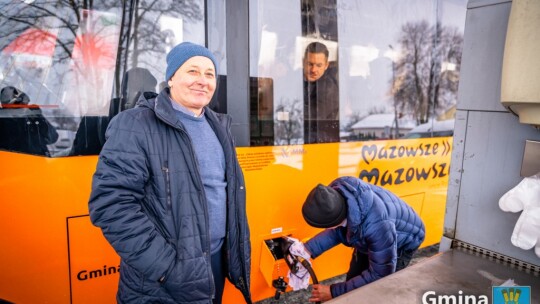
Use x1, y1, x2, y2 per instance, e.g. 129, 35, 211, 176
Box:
127, 0, 203, 68
274, 98, 303, 145
1, 0, 204, 96
392, 21, 462, 124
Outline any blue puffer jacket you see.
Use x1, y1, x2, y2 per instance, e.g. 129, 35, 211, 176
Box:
305, 176, 425, 298
89, 89, 252, 304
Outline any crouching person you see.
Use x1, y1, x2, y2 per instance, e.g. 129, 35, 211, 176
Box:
300, 176, 425, 302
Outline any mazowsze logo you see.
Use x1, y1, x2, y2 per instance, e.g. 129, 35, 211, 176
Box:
492, 286, 531, 304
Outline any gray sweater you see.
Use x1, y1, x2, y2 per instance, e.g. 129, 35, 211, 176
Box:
173, 103, 227, 255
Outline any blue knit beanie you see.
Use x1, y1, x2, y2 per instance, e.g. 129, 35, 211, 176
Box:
165, 42, 218, 81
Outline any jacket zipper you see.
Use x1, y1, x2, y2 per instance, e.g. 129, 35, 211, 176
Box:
158, 102, 236, 300
180, 127, 215, 298
150, 93, 215, 297
162, 161, 172, 209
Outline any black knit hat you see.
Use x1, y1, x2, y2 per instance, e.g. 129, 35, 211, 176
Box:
302, 184, 347, 228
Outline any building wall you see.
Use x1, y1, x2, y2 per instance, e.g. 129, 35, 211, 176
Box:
444, 0, 540, 265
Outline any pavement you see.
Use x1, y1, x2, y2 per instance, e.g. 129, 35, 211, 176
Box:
254, 244, 440, 304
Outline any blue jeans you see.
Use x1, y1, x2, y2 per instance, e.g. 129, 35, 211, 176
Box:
211, 247, 226, 304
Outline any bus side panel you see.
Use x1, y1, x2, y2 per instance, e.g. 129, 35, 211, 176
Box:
0, 137, 451, 303
0, 153, 107, 303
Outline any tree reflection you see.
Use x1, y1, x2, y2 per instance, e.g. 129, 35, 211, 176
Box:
275, 98, 303, 145
0, 0, 204, 155
1, 0, 203, 98
392, 21, 463, 124
125, 0, 203, 73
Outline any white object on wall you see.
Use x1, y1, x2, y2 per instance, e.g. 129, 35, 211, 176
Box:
499, 173, 540, 258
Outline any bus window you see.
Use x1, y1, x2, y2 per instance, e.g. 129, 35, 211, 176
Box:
249, 0, 341, 146
249, 0, 465, 146
0, 0, 206, 157
0, 2, 123, 156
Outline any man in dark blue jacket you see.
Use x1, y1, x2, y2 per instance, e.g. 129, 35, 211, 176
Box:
300, 176, 425, 302
89, 42, 251, 304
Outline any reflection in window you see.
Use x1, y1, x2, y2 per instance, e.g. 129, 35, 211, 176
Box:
250, 0, 342, 146
302, 40, 340, 143
250, 0, 465, 146
0, 0, 205, 157
0, 1, 122, 156
251, 77, 275, 146
0, 86, 58, 156
338, 1, 464, 142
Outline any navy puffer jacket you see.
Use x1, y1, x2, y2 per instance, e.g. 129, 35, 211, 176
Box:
89, 89, 251, 304
305, 176, 425, 298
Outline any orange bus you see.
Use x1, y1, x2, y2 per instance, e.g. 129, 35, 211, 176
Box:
0, 0, 464, 303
